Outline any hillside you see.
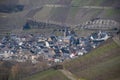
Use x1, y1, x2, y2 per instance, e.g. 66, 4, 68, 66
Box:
63, 39, 120, 80
21, 38, 120, 80
0, 0, 120, 37
31, 0, 120, 25
23, 69, 70, 80
0, 0, 120, 80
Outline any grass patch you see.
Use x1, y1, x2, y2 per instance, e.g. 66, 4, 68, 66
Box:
71, 0, 105, 6
71, 0, 90, 6
68, 6, 79, 20
22, 29, 53, 34
33, 6, 53, 21
88, 0, 105, 6
105, 9, 120, 17
24, 69, 70, 80
49, 7, 70, 22
81, 56, 120, 80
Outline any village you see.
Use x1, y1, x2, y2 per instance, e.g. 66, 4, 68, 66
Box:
0, 28, 112, 65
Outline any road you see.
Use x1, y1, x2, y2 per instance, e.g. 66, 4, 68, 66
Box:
44, 4, 114, 9
60, 69, 77, 80
82, 6, 113, 9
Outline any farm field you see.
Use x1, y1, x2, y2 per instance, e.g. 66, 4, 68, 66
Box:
0, 0, 120, 36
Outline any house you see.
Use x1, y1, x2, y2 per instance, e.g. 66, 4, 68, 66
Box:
77, 51, 84, 56
70, 53, 75, 58
63, 36, 76, 45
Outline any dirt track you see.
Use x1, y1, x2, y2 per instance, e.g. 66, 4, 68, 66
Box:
60, 69, 77, 80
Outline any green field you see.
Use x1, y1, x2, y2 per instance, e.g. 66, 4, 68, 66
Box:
67, 6, 79, 21
23, 69, 70, 80
71, 0, 120, 6
28, 0, 120, 26
33, 6, 53, 21
106, 9, 120, 16
71, 0, 105, 6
